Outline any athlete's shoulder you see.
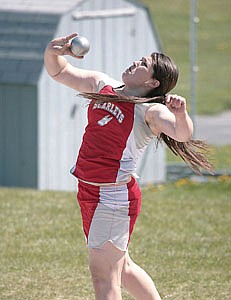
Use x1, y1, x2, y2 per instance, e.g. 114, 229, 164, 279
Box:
97, 76, 123, 92
145, 102, 168, 115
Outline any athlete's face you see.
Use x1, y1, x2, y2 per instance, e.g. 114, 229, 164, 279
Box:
122, 56, 154, 88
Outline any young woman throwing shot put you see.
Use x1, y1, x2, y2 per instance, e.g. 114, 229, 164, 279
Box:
44, 33, 213, 300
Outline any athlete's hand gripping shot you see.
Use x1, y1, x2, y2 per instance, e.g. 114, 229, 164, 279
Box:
44, 32, 213, 300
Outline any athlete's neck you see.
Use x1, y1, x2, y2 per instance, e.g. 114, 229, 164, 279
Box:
115, 85, 150, 98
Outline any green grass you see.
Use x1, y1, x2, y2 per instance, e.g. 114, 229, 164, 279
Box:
1, 181, 230, 299
139, 0, 231, 114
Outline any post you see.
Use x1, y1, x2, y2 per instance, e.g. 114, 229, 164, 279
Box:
190, 0, 199, 134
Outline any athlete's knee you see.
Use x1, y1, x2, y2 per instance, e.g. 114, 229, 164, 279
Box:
121, 253, 133, 287
90, 262, 122, 298
89, 257, 107, 283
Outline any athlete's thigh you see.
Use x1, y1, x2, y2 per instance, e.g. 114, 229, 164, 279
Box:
89, 242, 126, 281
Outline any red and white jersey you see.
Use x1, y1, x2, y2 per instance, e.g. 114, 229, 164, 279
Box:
71, 77, 154, 183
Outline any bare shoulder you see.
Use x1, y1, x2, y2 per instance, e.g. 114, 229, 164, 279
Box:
145, 103, 170, 121
145, 103, 174, 136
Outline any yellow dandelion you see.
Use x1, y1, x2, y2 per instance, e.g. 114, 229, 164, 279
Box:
217, 175, 231, 184
175, 178, 190, 187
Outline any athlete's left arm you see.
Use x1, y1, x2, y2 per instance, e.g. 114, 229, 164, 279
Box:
145, 94, 193, 142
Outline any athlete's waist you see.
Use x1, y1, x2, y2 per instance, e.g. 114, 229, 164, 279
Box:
78, 176, 132, 187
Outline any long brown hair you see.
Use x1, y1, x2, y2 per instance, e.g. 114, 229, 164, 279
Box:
80, 52, 213, 175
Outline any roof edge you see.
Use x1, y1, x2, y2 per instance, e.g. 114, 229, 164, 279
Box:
125, 0, 163, 52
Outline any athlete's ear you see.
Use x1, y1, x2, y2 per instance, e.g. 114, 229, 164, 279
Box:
145, 78, 160, 89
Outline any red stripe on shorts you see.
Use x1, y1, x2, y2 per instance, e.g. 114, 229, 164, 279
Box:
127, 177, 142, 246
77, 181, 100, 242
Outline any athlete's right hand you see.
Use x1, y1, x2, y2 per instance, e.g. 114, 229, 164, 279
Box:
47, 33, 84, 59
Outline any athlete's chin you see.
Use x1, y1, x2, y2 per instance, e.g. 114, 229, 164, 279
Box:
122, 73, 131, 86
122, 71, 127, 80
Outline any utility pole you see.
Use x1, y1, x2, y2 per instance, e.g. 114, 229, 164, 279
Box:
190, 0, 199, 135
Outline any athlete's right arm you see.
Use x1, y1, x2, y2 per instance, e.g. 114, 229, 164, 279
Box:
44, 33, 106, 93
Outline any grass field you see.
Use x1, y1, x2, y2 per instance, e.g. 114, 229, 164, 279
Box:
139, 0, 231, 114
0, 179, 230, 300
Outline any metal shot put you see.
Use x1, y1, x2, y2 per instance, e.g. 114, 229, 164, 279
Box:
70, 36, 90, 56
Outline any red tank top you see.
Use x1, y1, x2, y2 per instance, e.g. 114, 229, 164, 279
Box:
71, 85, 135, 183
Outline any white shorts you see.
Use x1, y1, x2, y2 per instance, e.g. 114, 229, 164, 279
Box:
77, 177, 142, 251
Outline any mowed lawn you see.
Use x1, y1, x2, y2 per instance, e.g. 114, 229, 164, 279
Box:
0, 178, 230, 300
139, 0, 231, 115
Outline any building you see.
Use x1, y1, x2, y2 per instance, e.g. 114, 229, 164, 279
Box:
0, 0, 165, 190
